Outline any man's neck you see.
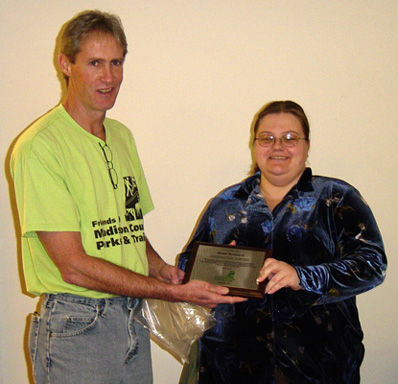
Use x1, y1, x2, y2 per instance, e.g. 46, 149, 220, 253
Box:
62, 99, 106, 141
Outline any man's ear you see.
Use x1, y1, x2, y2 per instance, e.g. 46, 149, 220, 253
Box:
58, 54, 72, 77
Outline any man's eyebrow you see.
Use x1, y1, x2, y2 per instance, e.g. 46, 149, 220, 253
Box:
86, 57, 124, 62
87, 57, 103, 62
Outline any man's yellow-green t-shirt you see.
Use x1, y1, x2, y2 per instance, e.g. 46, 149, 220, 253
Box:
10, 105, 154, 298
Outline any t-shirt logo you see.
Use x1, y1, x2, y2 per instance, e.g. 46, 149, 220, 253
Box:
124, 176, 143, 221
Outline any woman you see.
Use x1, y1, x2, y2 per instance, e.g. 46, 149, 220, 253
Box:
178, 101, 386, 384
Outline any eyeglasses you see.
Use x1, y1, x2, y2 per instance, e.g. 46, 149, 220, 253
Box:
99, 142, 118, 189
254, 133, 307, 148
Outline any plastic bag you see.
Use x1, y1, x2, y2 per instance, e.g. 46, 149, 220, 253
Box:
137, 299, 216, 363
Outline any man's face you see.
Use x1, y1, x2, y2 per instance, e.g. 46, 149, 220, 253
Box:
60, 32, 124, 116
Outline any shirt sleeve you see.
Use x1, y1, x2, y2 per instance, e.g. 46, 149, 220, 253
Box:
12, 134, 80, 237
295, 183, 387, 304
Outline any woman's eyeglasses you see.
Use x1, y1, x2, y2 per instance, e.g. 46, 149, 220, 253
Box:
255, 133, 307, 148
98, 142, 118, 189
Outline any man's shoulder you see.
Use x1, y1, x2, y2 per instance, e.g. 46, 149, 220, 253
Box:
12, 105, 64, 156
17, 105, 65, 141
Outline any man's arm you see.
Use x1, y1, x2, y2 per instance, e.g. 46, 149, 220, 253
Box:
37, 231, 246, 308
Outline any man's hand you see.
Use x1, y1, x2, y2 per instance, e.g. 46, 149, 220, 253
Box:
172, 280, 247, 309
36, 232, 246, 307
257, 258, 302, 294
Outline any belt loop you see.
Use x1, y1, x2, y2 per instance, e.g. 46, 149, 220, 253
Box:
128, 297, 140, 313
100, 298, 108, 316
42, 293, 53, 308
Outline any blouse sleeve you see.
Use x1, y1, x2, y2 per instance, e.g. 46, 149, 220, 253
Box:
295, 183, 387, 305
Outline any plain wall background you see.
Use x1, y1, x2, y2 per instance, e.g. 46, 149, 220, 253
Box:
1, 1, 397, 383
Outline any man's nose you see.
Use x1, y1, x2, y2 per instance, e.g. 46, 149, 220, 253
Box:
101, 65, 113, 82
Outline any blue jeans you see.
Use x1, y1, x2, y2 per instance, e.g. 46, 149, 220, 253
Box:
29, 294, 153, 384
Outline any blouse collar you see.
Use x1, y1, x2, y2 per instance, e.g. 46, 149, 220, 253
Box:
234, 167, 314, 199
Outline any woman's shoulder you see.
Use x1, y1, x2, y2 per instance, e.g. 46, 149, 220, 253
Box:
313, 173, 355, 186
311, 173, 361, 198
213, 173, 260, 201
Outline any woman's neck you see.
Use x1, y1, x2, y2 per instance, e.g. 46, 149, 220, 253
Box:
259, 174, 300, 211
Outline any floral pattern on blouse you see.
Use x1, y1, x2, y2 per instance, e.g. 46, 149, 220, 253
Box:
178, 168, 386, 384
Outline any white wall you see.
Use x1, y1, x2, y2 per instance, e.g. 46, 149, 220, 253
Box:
1, 1, 397, 383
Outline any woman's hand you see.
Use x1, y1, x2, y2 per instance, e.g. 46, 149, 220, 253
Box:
157, 264, 185, 284
257, 258, 302, 294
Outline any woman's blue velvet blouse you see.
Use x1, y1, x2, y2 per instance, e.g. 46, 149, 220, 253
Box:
178, 168, 386, 384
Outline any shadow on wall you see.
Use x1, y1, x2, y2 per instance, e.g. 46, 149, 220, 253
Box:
3, 15, 74, 383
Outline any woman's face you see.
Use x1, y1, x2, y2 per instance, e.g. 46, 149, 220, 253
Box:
254, 112, 310, 187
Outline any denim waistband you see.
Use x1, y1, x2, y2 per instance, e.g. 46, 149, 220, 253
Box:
43, 293, 139, 310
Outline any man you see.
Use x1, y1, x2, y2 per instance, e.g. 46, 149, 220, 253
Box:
10, 10, 244, 384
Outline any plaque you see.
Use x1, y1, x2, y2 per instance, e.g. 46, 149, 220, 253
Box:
182, 242, 272, 298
